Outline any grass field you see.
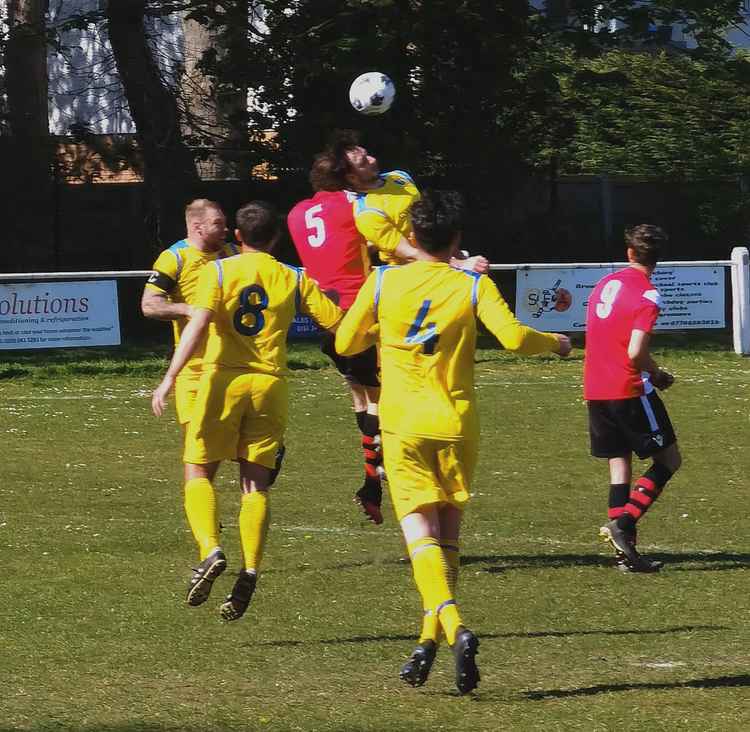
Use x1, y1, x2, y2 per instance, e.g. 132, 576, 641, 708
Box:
1, 341, 749, 731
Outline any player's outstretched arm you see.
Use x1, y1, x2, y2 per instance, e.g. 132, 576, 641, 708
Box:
476, 277, 566, 356
152, 309, 212, 417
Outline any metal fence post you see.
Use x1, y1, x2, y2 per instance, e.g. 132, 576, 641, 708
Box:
731, 247, 750, 355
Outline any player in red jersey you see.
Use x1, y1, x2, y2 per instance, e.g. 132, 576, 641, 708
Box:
289, 131, 491, 524
584, 224, 682, 572
288, 153, 385, 523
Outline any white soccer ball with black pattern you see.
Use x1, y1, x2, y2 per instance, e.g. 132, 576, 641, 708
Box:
349, 72, 395, 115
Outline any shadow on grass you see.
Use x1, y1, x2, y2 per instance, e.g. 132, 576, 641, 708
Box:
251, 624, 727, 649
461, 551, 750, 573
523, 674, 750, 700
0, 727, 193, 732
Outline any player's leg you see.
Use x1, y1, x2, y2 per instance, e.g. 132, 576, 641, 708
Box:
321, 330, 384, 522
601, 394, 679, 571
221, 461, 272, 622
437, 450, 479, 695
399, 507, 456, 683
181, 368, 247, 605
345, 344, 384, 523
183, 461, 227, 606
620, 442, 681, 530
589, 401, 644, 568
221, 373, 287, 621
354, 382, 385, 524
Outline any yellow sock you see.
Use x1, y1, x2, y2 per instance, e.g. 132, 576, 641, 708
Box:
239, 490, 270, 572
407, 537, 463, 646
184, 478, 220, 561
419, 541, 460, 644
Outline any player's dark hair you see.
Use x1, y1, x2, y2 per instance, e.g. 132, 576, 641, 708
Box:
410, 189, 465, 254
309, 129, 361, 191
235, 201, 280, 250
625, 224, 667, 267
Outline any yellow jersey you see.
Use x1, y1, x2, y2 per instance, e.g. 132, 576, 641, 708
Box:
146, 239, 239, 371
335, 261, 559, 440
354, 170, 420, 265
194, 250, 343, 375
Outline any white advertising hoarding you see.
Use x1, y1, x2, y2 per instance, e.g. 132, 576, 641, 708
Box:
515, 266, 725, 332
0, 280, 121, 349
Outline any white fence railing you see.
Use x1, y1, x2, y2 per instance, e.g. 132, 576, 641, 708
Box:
1, 248, 748, 354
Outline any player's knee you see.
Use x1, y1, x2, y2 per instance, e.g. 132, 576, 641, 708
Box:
661, 444, 682, 475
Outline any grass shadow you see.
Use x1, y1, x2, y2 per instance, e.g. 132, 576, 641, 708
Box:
251, 624, 727, 649
462, 551, 750, 573
523, 674, 750, 700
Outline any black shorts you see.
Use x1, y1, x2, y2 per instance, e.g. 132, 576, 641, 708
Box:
588, 391, 677, 459
320, 330, 379, 388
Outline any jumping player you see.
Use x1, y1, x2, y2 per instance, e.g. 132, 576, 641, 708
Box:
584, 224, 682, 572
152, 201, 343, 619
289, 130, 490, 524
335, 189, 570, 694
288, 153, 384, 523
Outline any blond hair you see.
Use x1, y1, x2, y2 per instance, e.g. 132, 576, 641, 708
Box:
185, 199, 222, 225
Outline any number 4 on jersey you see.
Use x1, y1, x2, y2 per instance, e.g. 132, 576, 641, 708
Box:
406, 300, 439, 354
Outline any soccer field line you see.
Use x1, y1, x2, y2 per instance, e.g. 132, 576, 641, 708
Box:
2, 394, 135, 400
232, 523, 738, 553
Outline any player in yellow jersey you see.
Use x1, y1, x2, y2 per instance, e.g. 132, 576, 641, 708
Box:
336, 190, 571, 694
328, 130, 488, 273
305, 129, 490, 522
142, 199, 238, 430
151, 201, 343, 619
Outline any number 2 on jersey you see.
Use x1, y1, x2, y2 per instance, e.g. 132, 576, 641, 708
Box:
234, 284, 268, 336
406, 300, 439, 354
595, 279, 622, 319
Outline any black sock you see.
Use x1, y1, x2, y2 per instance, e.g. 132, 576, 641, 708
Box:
355, 410, 367, 433
608, 483, 630, 520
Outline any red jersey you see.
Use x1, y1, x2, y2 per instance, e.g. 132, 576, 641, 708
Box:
584, 266, 661, 400
287, 190, 370, 309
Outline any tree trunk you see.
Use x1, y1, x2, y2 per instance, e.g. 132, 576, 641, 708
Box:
105, 0, 201, 248
180, 5, 251, 180
3, 0, 54, 272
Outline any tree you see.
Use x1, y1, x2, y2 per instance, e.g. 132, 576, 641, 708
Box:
179, 2, 253, 179
104, 0, 201, 247
2, 0, 55, 271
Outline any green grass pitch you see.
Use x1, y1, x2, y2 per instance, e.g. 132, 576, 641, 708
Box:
1, 341, 748, 731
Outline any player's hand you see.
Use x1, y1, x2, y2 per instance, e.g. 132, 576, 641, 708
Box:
651, 369, 674, 390
183, 304, 197, 320
463, 255, 490, 274
554, 334, 572, 358
152, 376, 175, 417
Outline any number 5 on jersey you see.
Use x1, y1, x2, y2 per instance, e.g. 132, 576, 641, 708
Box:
406, 300, 439, 354
305, 204, 326, 247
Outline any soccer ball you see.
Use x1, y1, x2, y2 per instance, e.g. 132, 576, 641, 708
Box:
349, 72, 395, 115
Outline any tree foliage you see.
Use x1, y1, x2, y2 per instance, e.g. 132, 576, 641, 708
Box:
4, 0, 750, 262
556, 49, 750, 179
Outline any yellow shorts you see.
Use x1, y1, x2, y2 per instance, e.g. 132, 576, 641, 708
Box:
175, 369, 202, 425
381, 431, 477, 522
183, 368, 288, 467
